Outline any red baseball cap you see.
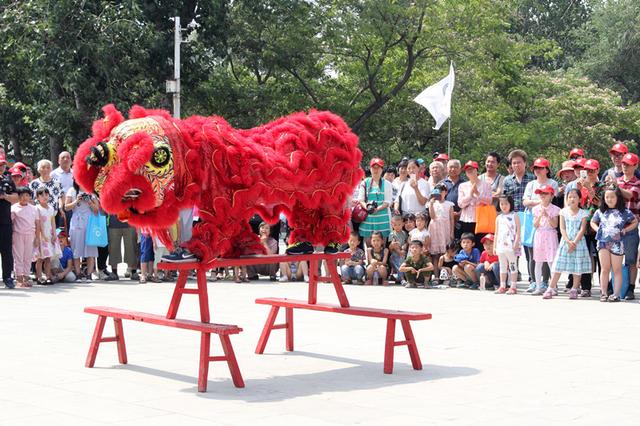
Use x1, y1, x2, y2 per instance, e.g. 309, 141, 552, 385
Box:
534, 184, 555, 195
0, 153, 6, 164
622, 153, 639, 166
531, 157, 550, 170
369, 157, 384, 168
480, 234, 494, 244
435, 153, 449, 162
462, 160, 479, 171
9, 166, 22, 176
557, 160, 575, 176
583, 159, 600, 170
569, 148, 584, 158
572, 158, 587, 169
610, 143, 629, 155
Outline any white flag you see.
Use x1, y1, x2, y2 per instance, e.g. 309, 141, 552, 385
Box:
413, 62, 455, 130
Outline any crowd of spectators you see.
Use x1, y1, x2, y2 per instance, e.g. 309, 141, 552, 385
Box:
1, 142, 639, 303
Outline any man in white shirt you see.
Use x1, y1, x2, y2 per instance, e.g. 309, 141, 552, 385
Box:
52, 151, 74, 229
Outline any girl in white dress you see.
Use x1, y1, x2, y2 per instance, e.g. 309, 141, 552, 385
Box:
494, 195, 521, 294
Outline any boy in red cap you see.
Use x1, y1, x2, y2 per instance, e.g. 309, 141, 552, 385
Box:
601, 142, 640, 181
475, 234, 499, 290
569, 148, 585, 160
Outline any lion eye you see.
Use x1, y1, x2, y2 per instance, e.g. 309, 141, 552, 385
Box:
86, 141, 110, 167
151, 146, 171, 168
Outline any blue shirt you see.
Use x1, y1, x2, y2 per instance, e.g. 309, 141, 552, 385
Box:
59, 246, 73, 269
591, 208, 635, 243
454, 248, 481, 264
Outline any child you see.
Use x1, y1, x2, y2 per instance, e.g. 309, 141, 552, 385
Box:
34, 187, 56, 285
138, 230, 154, 283
247, 222, 279, 280
340, 233, 366, 284
530, 185, 561, 295
590, 186, 637, 302
388, 215, 408, 283
428, 184, 454, 279
279, 260, 309, 282
399, 240, 434, 288
438, 241, 458, 286
11, 187, 37, 287
543, 189, 591, 299
403, 213, 416, 233
475, 234, 499, 290
366, 231, 389, 285
409, 212, 430, 254
51, 230, 76, 282
494, 196, 520, 294
452, 232, 481, 289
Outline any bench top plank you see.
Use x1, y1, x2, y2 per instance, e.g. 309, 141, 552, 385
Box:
84, 306, 242, 334
255, 298, 432, 321
158, 252, 350, 270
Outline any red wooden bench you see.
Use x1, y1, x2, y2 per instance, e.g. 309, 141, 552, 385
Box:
254, 298, 432, 374
84, 306, 244, 392
157, 252, 352, 323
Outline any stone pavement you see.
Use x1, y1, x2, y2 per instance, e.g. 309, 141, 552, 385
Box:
1, 275, 640, 425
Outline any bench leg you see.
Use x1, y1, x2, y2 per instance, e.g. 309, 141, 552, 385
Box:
198, 332, 211, 392
255, 306, 280, 354
308, 259, 318, 304
326, 260, 350, 308
219, 335, 245, 388
196, 268, 210, 323
166, 270, 189, 319
286, 307, 294, 352
114, 318, 128, 365
85, 315, 107, 368
384, 318, 396, 374
401, 320, 422, 371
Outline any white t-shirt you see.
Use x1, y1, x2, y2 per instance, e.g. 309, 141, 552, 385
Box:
398, 178, 431, 214
409, 227, 429, 245
51, 167, 74, 194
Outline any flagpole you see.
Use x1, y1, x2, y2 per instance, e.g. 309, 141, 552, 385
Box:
447, 116, 451, 157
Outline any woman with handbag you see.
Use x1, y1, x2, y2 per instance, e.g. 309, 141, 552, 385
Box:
357, 158, 392, 245
458, 161, 492, 248
65, 180, 100, 281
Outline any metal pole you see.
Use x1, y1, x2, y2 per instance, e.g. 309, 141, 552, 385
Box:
447, 117, 451, 157
173, 16, 181, 119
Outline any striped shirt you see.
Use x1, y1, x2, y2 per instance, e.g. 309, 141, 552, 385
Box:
502, 172, 535, 212
617, 175, 640, 218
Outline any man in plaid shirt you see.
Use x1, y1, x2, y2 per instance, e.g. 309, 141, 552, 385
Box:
502, 149, 535, 212
616, 153, 640, 300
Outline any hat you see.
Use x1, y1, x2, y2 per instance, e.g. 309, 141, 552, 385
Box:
462, 160, 479, 171
481, 234, 494, 244
569, 148, 584, 158
430, 188, 441, 198
534, 185, 555, 195
13, 162, 27, 172
0, 153, 6, 164
557, 160, 575, 176
9, 166, 22, 176
531, 157, 550, 170
609, 143, 629, 155
369, 157, 384, 168
416, 158, 425, 166
435, 153, 449, 162
583, 159, 600, 170
572, 158, 587, 168
622, 153, 639, 166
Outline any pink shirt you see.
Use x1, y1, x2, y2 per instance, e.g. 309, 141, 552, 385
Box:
458, 180, 492, 223
11, 203, 37, 235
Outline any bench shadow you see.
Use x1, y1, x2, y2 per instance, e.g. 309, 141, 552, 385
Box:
111, 351, 479, 401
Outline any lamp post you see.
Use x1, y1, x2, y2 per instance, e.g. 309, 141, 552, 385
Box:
166, 17, 183, 119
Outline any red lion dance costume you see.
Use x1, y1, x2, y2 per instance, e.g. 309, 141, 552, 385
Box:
74, 105, 364, 263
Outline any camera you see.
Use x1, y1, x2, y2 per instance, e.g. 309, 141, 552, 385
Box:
0, 176, 13, 197
366, 200, 378, 214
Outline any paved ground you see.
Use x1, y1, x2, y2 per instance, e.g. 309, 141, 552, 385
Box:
1, 272, 640, 425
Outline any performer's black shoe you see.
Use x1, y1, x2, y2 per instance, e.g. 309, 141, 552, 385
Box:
286, 242, 314, 255
324, 242, 341, 254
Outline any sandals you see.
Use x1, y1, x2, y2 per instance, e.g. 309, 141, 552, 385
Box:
495, 287, 507, 294
607, 294, 621, 303
568, 288, 579, 299
506, 287, 517, 295
600, 294, 609, 302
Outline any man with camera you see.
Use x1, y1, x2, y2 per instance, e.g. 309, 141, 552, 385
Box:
0, 153, 18, 288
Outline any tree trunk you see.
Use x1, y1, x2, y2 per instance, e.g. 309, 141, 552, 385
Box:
49, 136, 63, 167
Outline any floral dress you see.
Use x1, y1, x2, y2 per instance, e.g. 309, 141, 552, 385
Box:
552, 208, 591, 274
495, 212, 517, 255
591, 208, 635, 256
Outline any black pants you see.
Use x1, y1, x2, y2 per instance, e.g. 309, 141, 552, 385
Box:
97, 245, 109, 272
459, 221, 484, 249
0, 224, 13, 281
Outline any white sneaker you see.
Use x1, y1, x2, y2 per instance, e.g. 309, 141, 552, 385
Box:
279, 275, 288, 282
531, 285, 545, 295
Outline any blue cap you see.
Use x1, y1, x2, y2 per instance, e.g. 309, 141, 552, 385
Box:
416, 158, 425, 166
430, 188, 441, 197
